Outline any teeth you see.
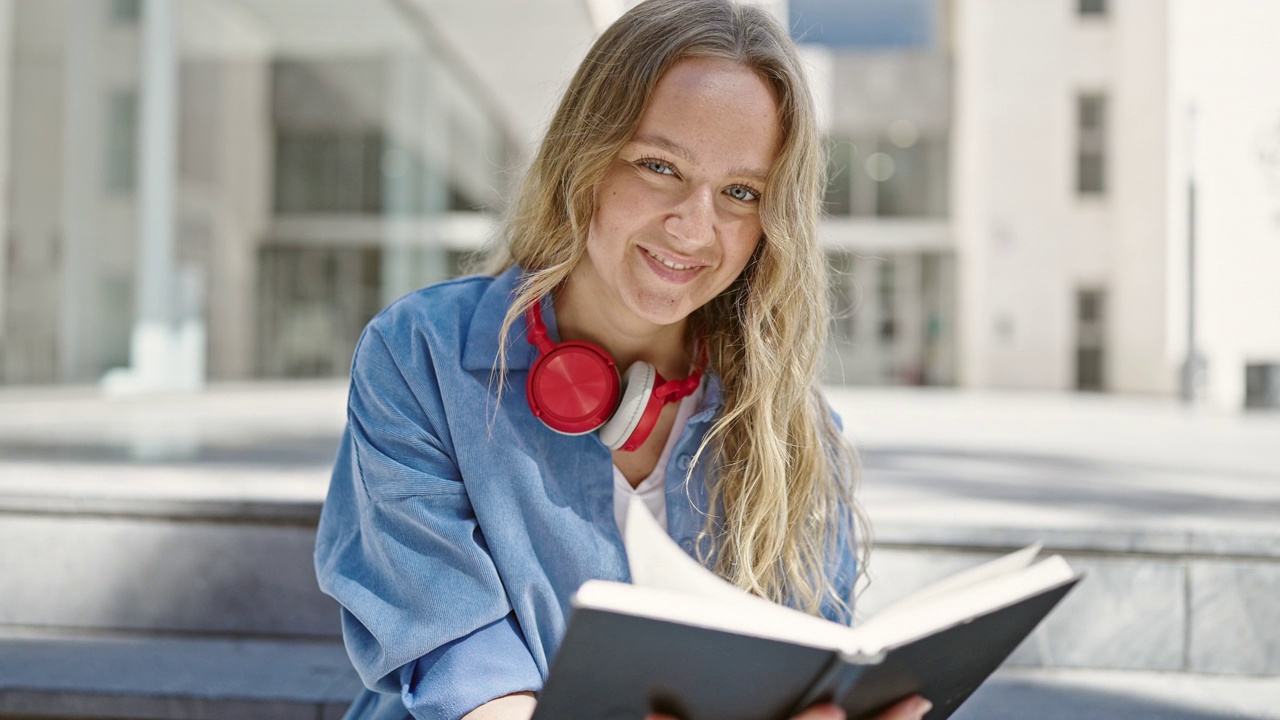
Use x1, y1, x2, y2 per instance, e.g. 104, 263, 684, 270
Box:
644, 248, 696, 271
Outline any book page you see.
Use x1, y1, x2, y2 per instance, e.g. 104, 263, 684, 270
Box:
869, 544, 1043, 625
844, 555, 1077, 656
622, 498, 847, 637
624, 497, 770, 606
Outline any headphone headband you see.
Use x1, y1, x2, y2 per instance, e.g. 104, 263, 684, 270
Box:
523, 302, 556, 355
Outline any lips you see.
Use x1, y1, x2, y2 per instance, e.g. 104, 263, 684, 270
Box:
637, 245, 706, 285
639, 244, 705, 270
643, 247, 698, 270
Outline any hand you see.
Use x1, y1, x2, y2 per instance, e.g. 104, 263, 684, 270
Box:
644, 694, 933, 720
870, 695, 933, 719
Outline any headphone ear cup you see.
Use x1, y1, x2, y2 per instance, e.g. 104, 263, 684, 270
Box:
526, 340, 620, 435
598, 362, 656, 450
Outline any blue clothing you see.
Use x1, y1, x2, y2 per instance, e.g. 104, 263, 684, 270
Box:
314, 266, 855, 720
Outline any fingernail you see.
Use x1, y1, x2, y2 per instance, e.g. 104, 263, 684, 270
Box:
914, 698, 933, 715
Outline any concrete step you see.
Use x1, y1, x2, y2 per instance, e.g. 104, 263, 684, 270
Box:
2, 629, 1276, 720
0, 471, 339, 639
834, 388, 1280, 679
2, 382, 1277, 685
0, 627, 359, 719
956, 666, 1280, 720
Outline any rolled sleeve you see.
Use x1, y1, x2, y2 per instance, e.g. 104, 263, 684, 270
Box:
315, 319, 540, 718
401, 613, 542, 720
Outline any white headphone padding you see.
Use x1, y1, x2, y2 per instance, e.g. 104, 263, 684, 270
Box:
598, 362, 655, 450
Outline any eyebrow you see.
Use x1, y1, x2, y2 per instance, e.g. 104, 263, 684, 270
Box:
631, 134, 771, 183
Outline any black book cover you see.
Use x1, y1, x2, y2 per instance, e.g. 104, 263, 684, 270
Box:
817, 579, 1079, 720
532, 577, 1079, 720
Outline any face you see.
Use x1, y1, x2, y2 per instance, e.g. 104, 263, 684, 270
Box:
571, 56, 782, 332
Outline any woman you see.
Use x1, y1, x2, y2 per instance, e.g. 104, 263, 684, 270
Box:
316, 1, 930, 719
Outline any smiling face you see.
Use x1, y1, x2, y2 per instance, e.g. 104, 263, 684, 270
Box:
567, 55, 782, 336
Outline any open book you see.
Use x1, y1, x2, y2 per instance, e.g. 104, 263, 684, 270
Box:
531, 500, 1081, 720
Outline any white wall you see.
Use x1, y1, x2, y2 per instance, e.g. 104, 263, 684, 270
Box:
955, 0, 1076, 390
955, 0, 1172, 395
1167, 0, 1280, 409
1107, 0, 1172, 397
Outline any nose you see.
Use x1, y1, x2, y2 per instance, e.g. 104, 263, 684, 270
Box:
664, 185, 715, 248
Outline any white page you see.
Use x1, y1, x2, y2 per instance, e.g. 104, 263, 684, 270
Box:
843, 555, 1077, 656
621, 497, 846, 638
625, 496, 776, 607
869, 543, 1043, 626
575, 580, 852, 652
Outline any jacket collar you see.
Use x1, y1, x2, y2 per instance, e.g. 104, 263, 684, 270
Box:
460, 266, 556, 373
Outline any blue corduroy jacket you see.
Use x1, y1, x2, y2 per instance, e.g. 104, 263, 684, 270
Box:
314, 266, 855, 720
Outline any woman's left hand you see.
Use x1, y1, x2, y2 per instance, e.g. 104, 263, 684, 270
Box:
645, 694, 933, 720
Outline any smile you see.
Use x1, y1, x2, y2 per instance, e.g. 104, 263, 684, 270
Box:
642, 247, 699, 271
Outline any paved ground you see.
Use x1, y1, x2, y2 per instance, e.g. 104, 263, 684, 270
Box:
826, 387, 1280, 547
959, 667, 1280, 720
4, 381, 1276, 550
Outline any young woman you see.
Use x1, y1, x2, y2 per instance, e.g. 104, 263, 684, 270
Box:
316, 1, 930, 719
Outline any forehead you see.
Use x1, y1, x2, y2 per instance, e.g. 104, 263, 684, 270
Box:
634, 56, 782, 175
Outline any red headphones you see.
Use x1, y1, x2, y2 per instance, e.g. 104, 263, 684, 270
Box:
524, 301, 703, 452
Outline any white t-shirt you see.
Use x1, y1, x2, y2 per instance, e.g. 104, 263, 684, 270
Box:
612, 379, 706, 536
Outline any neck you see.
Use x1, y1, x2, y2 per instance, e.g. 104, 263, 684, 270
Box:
553, 272, 693, 381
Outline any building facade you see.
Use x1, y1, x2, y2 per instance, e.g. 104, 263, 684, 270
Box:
0, 0, 555, 388
952, 0, 1280, 408
0, 0, 1276, 411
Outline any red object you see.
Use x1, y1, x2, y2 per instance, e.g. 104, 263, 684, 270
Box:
527, 340, 619, 434
524, 300, 703, 447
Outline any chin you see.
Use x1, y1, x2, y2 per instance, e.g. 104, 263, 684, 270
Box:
625, 287, 700, 328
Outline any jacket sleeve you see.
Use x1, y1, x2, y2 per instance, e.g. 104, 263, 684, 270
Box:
315, 320, 541, 719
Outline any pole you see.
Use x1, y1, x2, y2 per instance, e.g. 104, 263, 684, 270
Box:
1181, 104, 1198, 404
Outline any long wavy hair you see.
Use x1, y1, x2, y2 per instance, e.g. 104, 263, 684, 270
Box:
484, 0, 867, 617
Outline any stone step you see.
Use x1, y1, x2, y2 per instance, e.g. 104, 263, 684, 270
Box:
4, 459, 1279, 677
956, 666, 1280, 720
858, 538, 1280, 678
0, 473, 340, 639
2, 628, 1275, 720
0, 627, 360, 719
2, 383, 1277, 680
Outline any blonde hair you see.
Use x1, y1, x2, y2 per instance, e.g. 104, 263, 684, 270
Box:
485, 0, 867, 616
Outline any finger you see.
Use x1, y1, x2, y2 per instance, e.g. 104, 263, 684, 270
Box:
644, 715, 679, 720
874, 695, 933, 720
792, 703, 846, 720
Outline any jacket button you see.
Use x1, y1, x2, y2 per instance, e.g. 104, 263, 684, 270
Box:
680, 539, 695, 554
677, 454, 692, 471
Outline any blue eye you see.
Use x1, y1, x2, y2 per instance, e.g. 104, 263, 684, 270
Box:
726, 185, 760, 202
639, 158, 676, 175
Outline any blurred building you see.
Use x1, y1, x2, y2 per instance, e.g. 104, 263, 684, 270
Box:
803, 0, 1280, 409
0, 0, 597, 388
793, 0, 957, 389
0, 0, 1277, 411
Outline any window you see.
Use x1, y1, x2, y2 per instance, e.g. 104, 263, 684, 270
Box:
877, 136, 948, 217
111, 0, 142, 23
104, 90, 138, 194
823, 138, 854, 217
823, 131, 949, 218
877, 259, 896, 343
274, 130, 385, 214
1077, 93, 1107, 195
1245, 363, 1280, 409
826, 251, 857, 341
1078, 0, 1107, 17
790, 0, 936, 49
1075, 289, 1106, 391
